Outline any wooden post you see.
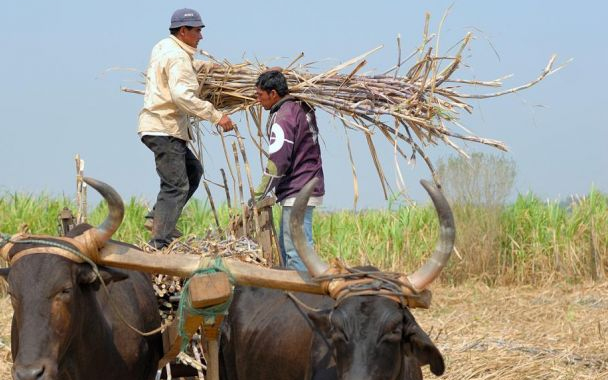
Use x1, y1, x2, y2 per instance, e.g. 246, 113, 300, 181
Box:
74, 155, 87, 224
57, 207, 76, 236
254, 197, 280, 265
229, 196, 279, 265
159, 274, 232, 368
202, 316, 224, 380
160, 312, 203, 369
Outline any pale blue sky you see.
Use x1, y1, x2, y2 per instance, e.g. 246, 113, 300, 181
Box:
0, 1, 605, 210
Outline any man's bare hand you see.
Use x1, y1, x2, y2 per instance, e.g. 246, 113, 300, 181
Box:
218, 115, 234, 132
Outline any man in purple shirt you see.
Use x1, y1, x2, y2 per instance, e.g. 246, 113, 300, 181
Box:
253, 71, 325, 270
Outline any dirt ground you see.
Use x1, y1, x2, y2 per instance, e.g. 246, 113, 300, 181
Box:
1, 283, 607, 380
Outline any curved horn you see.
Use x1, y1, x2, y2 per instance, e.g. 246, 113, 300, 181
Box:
406, 179, 455, 291
83, 177, 125, 246
289, 178, 329, 277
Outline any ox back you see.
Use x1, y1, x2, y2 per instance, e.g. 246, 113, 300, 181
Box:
0, 226, 163, 380
220, 282, 444, 380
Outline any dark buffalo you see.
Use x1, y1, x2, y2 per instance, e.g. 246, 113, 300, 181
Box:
220, 179, 455, 380
0, 178, 163, 380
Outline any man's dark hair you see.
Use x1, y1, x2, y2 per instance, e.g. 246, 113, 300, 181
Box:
169, 26, 194, 36
256, 71, 289, 97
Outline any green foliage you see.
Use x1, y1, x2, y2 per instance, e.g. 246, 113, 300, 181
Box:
498, 188, 608, 283
312, 205, 438, 272
0, 192, 75, 235
1, 187, 607, 285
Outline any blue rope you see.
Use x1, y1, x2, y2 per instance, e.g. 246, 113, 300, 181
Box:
177, 258, 235, 352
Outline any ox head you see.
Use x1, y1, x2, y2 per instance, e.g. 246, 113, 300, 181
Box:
290, 179, 455, 380
0, 178, 128, 380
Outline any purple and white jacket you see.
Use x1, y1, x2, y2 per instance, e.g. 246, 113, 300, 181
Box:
258, 96, 325, 204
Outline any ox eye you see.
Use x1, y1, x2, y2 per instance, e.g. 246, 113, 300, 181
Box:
380, 325, 402, 343
57, 287, 73, 299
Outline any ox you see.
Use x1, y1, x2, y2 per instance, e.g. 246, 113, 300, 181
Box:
220, 179, 455, 380
0, 178, 163, 380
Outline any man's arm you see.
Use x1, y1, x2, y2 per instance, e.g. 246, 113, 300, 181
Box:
167, 57, 234, 131
252, 120, 295, 201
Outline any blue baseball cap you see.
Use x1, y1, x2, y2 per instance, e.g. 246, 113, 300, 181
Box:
170, 8, 205, 29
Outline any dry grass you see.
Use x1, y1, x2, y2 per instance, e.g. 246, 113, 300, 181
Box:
0, 296, 13, 379
0, 283, 606, 379
417, 282, 608, 379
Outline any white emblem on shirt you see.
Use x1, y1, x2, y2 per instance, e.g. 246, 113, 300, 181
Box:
269, 123, 293, 154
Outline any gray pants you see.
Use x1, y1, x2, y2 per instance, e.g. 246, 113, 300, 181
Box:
142, 135, 202, 248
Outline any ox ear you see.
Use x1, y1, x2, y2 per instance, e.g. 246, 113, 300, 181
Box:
0, 267, 10, 280
77, 265, 129, 287
307, 309, 333, 338
403, 320, 445, 376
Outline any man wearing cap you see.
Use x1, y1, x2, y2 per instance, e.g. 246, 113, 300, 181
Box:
138, 8, 234, 250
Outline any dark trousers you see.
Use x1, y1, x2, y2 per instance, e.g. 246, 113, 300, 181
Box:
142, 135, 202, 247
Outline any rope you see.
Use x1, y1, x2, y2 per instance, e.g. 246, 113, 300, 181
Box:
285, 292, 324, 313
0, 233, 11, 251
306, 260, 421, 307
177, 258, 235, 353
284, 291, 339, 364
2, 236, 165, 337
315, 268, 416, 292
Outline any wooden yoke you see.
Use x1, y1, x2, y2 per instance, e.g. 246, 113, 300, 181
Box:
97, 241, 324, 294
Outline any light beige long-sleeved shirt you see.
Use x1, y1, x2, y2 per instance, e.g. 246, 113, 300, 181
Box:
138, 35, 223, 141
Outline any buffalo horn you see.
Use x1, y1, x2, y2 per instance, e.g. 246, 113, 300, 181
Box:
289, 178, 329, 277
83, 177, 125, 247
290, 178, 455, 293
406, 180, 455, 291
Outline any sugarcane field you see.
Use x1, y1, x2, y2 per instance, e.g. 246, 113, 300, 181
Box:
0, 2, 606, 380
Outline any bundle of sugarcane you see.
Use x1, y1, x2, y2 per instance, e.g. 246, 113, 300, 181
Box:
124, 16, 567, 197
192, 31, 564, 190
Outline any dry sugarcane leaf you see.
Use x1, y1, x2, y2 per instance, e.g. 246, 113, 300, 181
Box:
365, 133, 389, 200
123, 15, 565, 196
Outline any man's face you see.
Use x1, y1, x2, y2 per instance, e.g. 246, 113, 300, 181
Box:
256, 87, 280, 110
179, 26, 203, 48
